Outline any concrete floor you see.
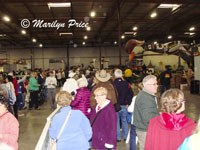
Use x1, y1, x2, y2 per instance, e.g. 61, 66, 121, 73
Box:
18, 89, 200, 150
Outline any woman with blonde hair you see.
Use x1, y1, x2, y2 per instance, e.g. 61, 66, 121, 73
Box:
49, 91, 92, 150
145, 88, 196, 150
178, 117, 200, 150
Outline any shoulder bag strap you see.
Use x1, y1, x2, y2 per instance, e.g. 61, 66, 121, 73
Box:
55, 109, 72, 141
91, 109, 103, 127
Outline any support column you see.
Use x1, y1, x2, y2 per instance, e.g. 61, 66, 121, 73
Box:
67, 44, 69, 69
117, 0, 121, 68
99, 46, 102, 69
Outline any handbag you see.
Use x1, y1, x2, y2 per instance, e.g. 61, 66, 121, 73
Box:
114, 103, 121, 112
51, 109, 72, 150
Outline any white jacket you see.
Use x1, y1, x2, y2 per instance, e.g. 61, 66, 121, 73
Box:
62, 78, 78, 95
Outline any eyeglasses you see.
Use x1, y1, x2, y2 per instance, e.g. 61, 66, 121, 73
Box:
95, 94, 105, 97
146, 83, 158, 86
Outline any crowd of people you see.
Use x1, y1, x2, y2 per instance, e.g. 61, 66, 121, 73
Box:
0, 66, 199, 150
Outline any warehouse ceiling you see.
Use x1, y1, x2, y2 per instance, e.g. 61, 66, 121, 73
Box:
0, 0, 200, 48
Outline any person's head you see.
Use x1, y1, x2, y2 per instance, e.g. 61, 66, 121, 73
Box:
142, 75, 158, 94
50, 71, 54, 77
95, 69, 111, 82
30, 72, 36, 77
161, 89, 185, 113
56, 91, 73, 107
94, 87, 108, 106
77, 77, 88, 88
114, 69, 123, 78
6, 75, 13, 83
0, 87, 10, 113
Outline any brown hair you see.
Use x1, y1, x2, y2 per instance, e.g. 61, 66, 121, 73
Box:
161, 89, 184, 113
56, 91, 72, 107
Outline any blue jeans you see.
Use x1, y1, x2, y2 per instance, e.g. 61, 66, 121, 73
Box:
130, 125, 137, 150
117, 105, 128, 140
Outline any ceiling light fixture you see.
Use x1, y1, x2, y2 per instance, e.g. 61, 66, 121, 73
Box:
86, 26, 91, 31
189, 33, 195, 35
133, 32, 137, 36
47, 3, 71, 8
150, 12, 157, 18
3, 16, 10, 22
32, 38, 37, 43
121, 35, 125, 39
168, 35, 172, 39
84, 36, 88, 39
21, 30, 26, 35
133, 26, 138, 31
82, 42, 86, 45
114, 41, 117, 44
0, 34, 6, 37
184, 32, 195, 35
158, 4, 181, 11
189, 27, 195, 31
59, 32, 73, 36
90, 11, 96, 17
39, 44, 43, 47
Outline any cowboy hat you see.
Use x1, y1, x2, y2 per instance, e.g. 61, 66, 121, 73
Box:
95, 69, 111, 82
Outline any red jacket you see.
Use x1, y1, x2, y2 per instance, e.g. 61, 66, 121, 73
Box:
12, 78, 18, 96
145, 113, 196, 150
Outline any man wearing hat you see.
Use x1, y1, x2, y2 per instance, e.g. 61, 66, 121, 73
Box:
90, 69, 117, 109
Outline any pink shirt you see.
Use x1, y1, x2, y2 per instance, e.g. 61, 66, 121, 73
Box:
0, 110, 19, 150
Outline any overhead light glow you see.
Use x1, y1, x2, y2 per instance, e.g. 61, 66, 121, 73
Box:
133, 32, 137, 36
84, 36, 88, 39
3, 16, 10, 22
150, 12, 157, 18
158, 4, 181, 11
133, 26, 138, 31
59, 32, 73, 36
114, 41, 117, 44
154, 41, 157, 44
86, 26, 91, 31
121, 35, 125, 39
168, 35, 172, 39
189, 27, 195, 31
189, 33, 195, 35
21, 30, 26, 35
184, 32, 195, 35
39, 44, 43, 47
82, 42, 86, 45
32, 38, 36, 43
0, 34, 6, 37
48, 3, 71, 8
90, 11, 96, 17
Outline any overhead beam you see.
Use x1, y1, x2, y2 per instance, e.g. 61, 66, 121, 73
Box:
102, 2, 139, 42
1, 0, 200, 4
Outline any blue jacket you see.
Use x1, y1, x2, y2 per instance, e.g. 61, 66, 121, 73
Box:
49, 106, 92, 150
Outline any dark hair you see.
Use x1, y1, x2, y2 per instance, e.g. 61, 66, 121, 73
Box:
6, 75, 13, 82
0, 87, 10, 109
161, 89, 184, 113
